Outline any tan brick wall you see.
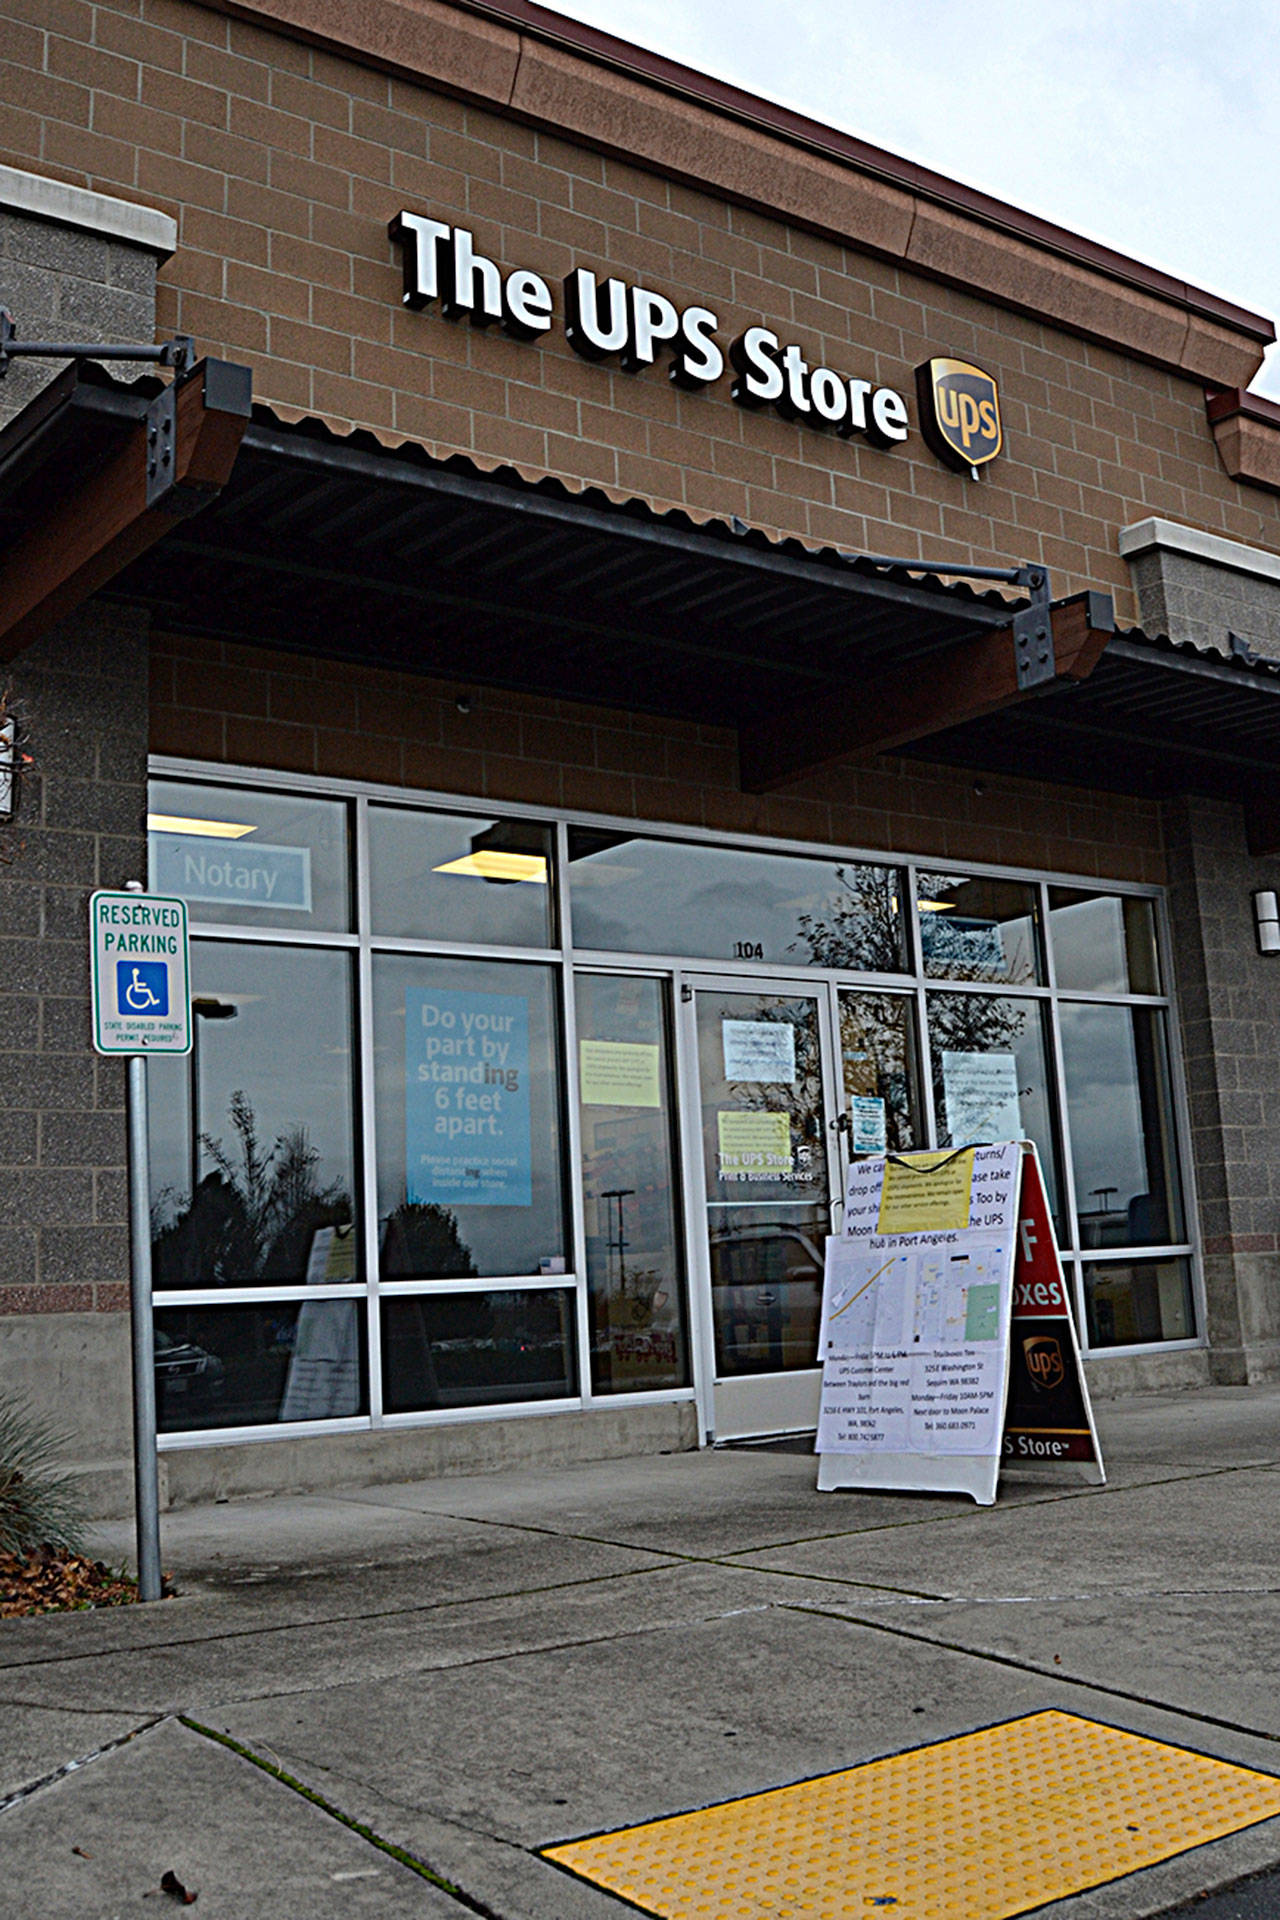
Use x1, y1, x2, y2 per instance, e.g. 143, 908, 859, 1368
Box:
152, 631, 1166, 885
2, 0, 1278, 630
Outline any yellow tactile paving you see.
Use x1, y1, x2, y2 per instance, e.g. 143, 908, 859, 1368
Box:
542, 1710, 1280, 1919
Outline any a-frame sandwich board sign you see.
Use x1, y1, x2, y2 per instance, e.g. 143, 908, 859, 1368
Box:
1002, 1146, 1104, 1484
815, 1142, 1103, 1505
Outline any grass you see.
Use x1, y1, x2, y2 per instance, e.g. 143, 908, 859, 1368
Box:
0, 1396, 88, 1558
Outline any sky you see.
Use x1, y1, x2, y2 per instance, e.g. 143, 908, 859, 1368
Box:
542, 0, 1280, 396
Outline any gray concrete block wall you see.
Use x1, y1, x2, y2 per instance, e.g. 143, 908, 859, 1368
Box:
0, 602, 149, 1498
1163, 793, 1280, 1382
1129, 546, 1280, 661
0, 205, 160, 424
0, 179, 168, 1509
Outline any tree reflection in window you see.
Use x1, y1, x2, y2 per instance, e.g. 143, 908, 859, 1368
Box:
152, 1091, 354, 1289
791, 865, 905, 972
839, 992, 919, 1152
916, 871, 1041, 983
927, 991, 1062, 1227
381, 1202, 478, 1279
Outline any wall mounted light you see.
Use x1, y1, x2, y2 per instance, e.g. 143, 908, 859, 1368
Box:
1253, 890, 1280, 954
0, 714, 16, 820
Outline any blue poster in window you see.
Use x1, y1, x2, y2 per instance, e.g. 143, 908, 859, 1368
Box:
405, 989, 532, 1207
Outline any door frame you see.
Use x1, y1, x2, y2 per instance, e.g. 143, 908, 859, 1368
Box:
677, 970, 848, 1444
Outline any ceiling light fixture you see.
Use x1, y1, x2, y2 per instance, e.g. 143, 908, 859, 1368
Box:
147, 813, 257, 839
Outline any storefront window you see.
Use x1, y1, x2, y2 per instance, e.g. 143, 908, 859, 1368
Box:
1084, 1257, 1194, 1348
1059, 1004, 1183, 1247
155, 1302, 368, 1431
575, 974, 688, 1394
917, 872, 1042, 983
568, 831, 905, 971
147, 766, 1200, 1440
148, 779, 351, 932
381, 1290, 575, 1410
927, 991, 1061, 1220
1048, 889, 1160, 994
368, 807, 555, 947
839, 990, 921, 1153
374, 954, 568, 1280
148, 942, 358, 1289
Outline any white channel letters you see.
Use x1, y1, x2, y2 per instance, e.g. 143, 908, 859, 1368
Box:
389, 210, 911, 454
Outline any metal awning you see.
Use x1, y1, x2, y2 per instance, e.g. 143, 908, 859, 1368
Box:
101, 402, 1027, 721
0, 358, 250, 659
905, 628, 1280, 809
3, 377, 1279, 815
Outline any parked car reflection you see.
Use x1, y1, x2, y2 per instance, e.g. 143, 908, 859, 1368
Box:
154, 1327, 225, 1423
710, 1223, 825, 1375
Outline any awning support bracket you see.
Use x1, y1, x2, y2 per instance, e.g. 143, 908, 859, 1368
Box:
854, 548, 1055, 688
0, 309, 195, 380
144, 381, 178, 508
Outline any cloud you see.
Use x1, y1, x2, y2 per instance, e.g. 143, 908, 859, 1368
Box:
548, 0, 1277, 390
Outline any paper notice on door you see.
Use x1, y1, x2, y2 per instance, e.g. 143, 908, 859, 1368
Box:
942, 1050, 1022, 1145
722, 1019, 796, 1083
579, 1039, 661, 1107
878, 1148, 975, 1234
851, 1095, 887, 1152
716, 1108, 792, 1178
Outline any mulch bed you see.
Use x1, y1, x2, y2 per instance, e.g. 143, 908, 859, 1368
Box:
1, 1546, 143, 1616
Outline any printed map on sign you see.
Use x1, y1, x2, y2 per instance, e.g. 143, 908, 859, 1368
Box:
819, 1142, 1022, 1483
821, 1236, 1010, 1454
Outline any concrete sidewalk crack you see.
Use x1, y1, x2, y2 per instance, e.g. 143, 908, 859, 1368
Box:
0, 1558, 683, 1676
192, 1600, 779, 1706
779, 1599, 1280, 1752
180, 1715, 510, 1919
0, 1713, 168, 1816
0, 1692, 164, 1715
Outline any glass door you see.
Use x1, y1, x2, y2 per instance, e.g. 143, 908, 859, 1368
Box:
686, 980, 840, 1440
682, 979, 925, 1442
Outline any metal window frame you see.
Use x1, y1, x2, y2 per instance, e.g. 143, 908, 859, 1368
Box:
148, 753, 1205, 1447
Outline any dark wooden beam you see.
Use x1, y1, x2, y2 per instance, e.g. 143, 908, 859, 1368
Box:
738, 594, 1114, 791
0, 358, 251, 661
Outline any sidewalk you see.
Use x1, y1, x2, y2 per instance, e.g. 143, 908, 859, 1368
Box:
3, 1386, 1279, 1918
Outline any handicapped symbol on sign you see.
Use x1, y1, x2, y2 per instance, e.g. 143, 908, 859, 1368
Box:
116, 960, 169, 1017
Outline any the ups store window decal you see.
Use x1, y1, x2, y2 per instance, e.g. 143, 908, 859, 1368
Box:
916, 357, 1003, 477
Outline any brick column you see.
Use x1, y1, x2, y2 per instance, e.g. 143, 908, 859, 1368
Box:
1, 603, 150, 1509
0, 170, 170, 1511
1163, 794, 1280, 1383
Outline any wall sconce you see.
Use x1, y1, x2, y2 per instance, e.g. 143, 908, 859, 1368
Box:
1253, 890, 1280, 954
0, 714, 16, 820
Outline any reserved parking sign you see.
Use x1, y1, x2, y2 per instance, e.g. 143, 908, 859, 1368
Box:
90, 890, 191, 1055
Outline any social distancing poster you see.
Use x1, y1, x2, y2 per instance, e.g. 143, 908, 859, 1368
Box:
817, 1142, 1103, 1504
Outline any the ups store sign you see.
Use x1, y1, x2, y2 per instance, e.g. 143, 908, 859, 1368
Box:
391, 210, 1004, 480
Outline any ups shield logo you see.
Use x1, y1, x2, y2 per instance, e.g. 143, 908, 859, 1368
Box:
916, 359, 1002, 474
1023, 1335, 1065, 1393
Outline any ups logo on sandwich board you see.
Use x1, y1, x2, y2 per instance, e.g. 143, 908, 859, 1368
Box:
916, 358, 1002, 476
1022, 1335, 1065, 1393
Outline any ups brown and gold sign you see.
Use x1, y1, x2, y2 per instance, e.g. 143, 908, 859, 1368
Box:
915, 358, 1003, 475
1022, 1334, 1065, 1392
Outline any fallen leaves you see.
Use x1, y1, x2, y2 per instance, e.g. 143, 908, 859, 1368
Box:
0, 1545, 144, 1616
160, 1869, 198, 1905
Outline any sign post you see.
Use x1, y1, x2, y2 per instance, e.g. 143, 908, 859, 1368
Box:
89, 883, 191, 1601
